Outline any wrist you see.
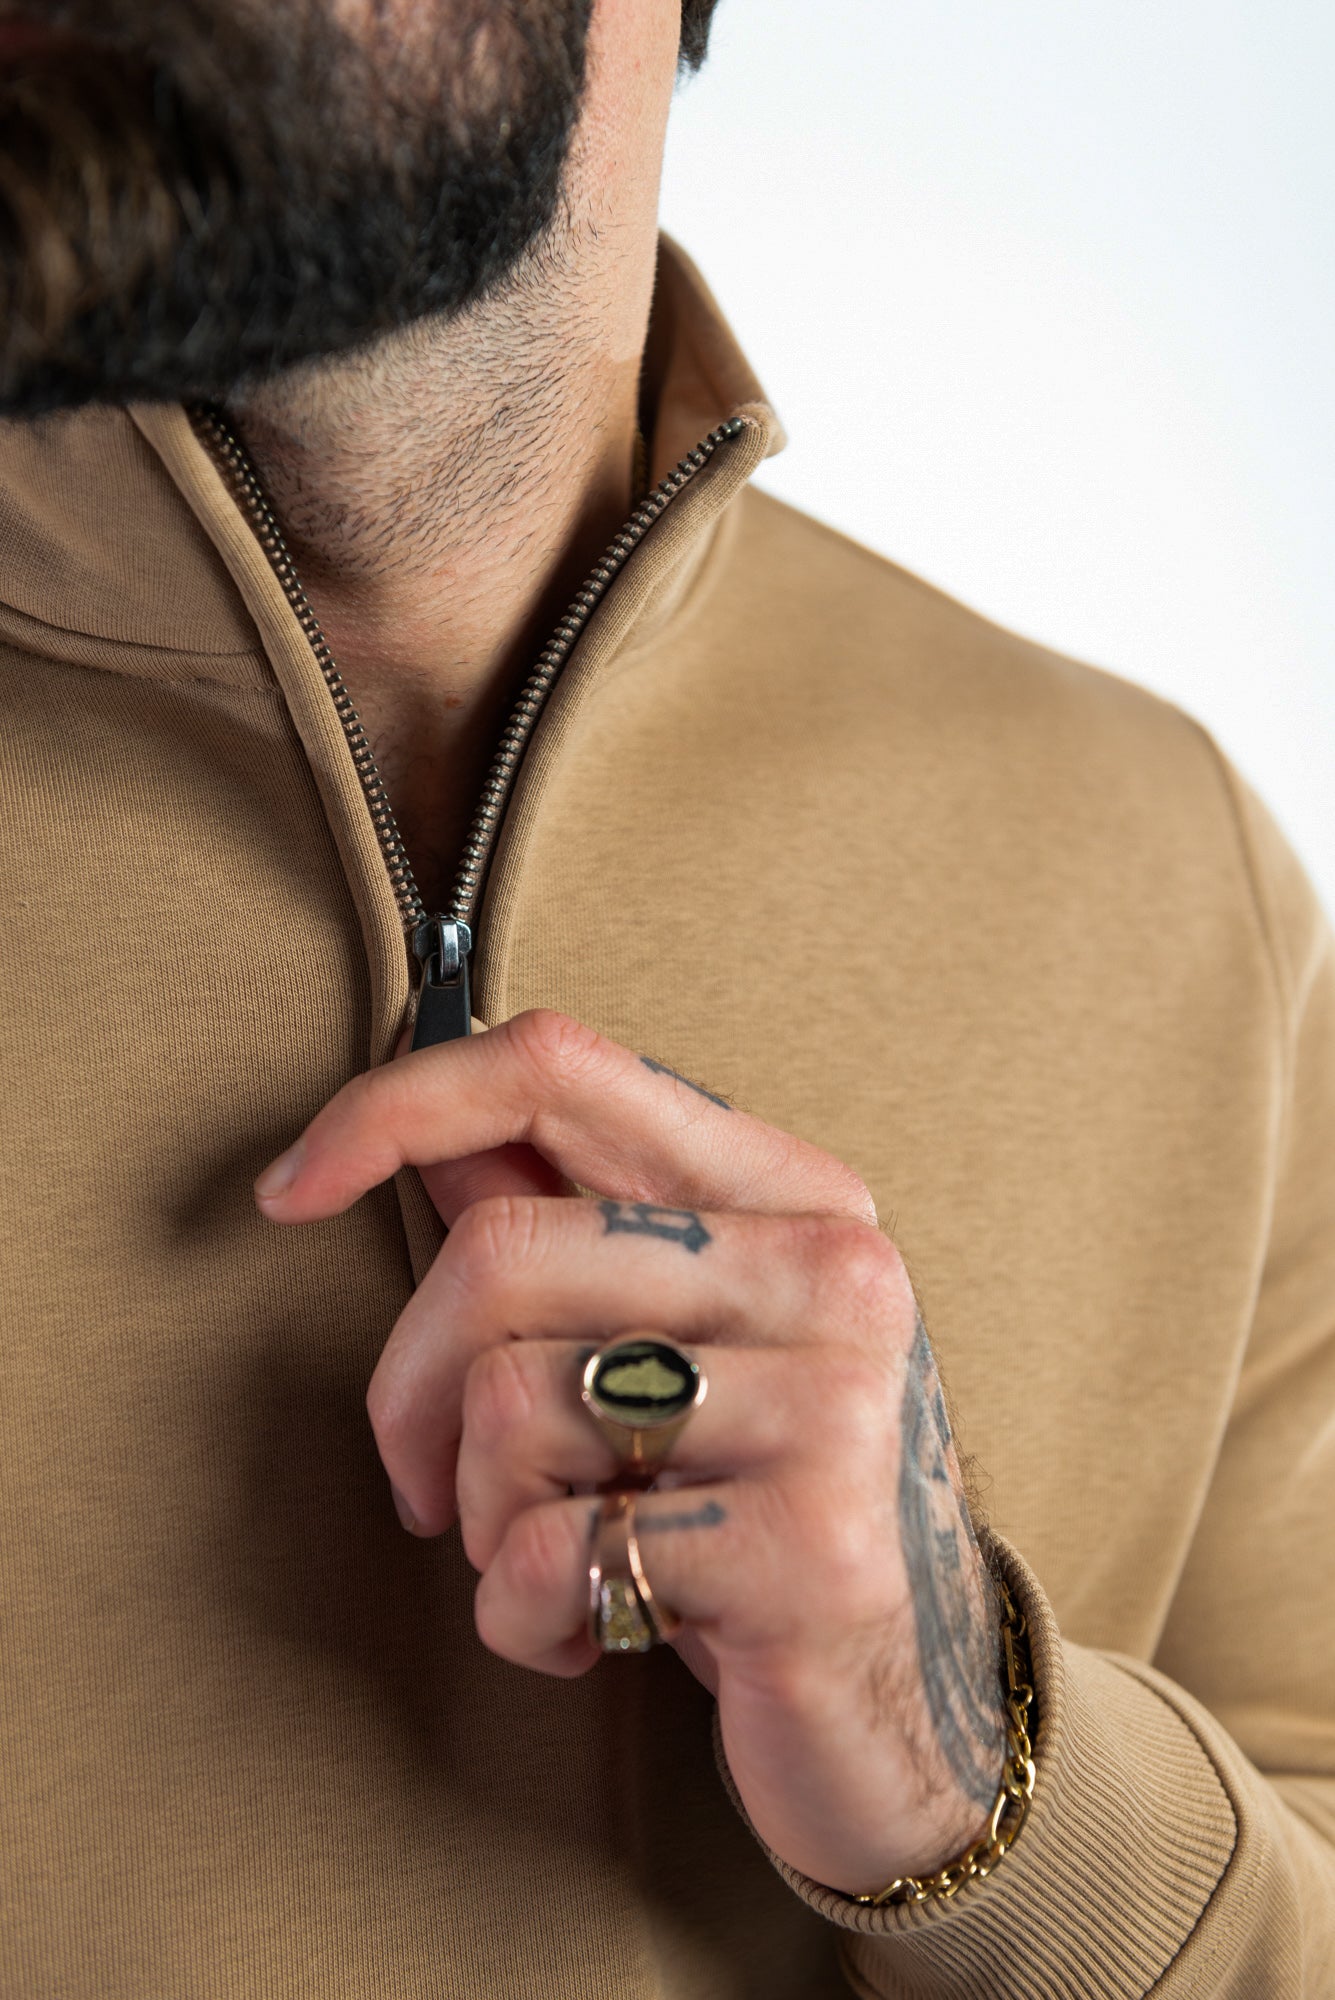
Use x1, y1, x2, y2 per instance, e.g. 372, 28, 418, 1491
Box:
839, 1575, 1036, 1907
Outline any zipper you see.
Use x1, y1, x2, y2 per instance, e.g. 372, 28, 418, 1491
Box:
191, 404, 746, 1047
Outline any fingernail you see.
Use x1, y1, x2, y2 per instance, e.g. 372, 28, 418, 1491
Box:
389, 1482, 417, 1534
254, 1140, 305, 1202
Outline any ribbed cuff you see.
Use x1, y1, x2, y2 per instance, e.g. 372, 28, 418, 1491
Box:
713, 1536, 1238, 2000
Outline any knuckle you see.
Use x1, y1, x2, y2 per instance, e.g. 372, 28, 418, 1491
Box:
447, 1192, 543, 1293
836, 1212, 901, 1281
806, 1480, 889, 1616
462, 1340, 536, 1451
837, 1166, 880, 1228
791, 1344, 895, 1472
331, 1063, 380, 1121
459, 1510, 491, 1576
352, 1060, 412, 1141
797, 1211, 904, 1308
365, 1374, 405, 1456
809, 1350, 897, 1455
504, 1503, 576, 1602
747, 1473, 886, 1636
308, 1066, 382, 1170
762, 1132, 875, 1229
506, 1008, 607, 1090
471, 1573, 509, 1655
835, 1218, 909, 1314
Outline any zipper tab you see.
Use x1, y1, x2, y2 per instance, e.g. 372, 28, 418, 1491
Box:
411, 916, 473, 1048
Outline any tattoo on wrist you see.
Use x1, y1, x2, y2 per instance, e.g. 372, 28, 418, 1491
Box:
640, 1056, 733, 1110
898, 1308, 1006, 1810
599, 1199, 712, 1255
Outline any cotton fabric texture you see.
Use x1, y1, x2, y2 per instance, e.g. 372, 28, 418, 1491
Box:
1, 238, 1332, 1997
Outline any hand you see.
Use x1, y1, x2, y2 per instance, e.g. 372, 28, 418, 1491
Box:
254, 1009, 1006, 1895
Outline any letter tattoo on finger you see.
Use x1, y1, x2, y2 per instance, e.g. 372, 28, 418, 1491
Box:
599, 1200, 712, 1254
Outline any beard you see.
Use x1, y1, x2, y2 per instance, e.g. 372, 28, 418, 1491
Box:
0, 0, 595, 413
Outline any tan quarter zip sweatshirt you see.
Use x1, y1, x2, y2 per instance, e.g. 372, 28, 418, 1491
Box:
1, 238, 1332, 1998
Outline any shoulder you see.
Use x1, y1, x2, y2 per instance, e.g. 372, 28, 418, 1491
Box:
724, 485, 1201, 749
715, 485, 1252, 856
699, 485, 1325, 1016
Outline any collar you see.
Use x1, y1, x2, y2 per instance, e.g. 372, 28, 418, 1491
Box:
0, 235, 784, 682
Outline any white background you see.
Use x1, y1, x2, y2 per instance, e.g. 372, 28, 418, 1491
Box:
660, 0, 1335, 916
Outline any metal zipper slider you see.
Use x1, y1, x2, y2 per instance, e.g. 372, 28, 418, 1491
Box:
193, 404, 748, 1017
411, 916, 473, 1049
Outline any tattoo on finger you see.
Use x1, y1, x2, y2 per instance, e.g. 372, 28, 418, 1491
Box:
600, 1199, 712, 1255
585, 1496, 728, 1536
640, 1057, 733, 1110
638, 1498, 727, 1533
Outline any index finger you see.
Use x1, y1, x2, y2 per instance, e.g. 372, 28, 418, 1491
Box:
254, 1008, 876, 1227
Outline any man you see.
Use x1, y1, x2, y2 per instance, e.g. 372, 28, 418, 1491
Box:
0, 1, 1330, 1994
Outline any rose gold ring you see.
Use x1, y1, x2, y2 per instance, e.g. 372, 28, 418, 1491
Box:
588, 1490, 682, 1654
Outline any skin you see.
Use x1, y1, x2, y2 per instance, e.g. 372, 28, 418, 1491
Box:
255, 1009, 1006, 1895
229, 0, 676, 910
8, 0, 1006, 1912
173, 0, 1006, 1900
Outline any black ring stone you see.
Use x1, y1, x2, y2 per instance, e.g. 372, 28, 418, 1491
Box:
586, 1338, 700, 1429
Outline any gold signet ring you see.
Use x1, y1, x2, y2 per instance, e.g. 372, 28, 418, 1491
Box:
580, 1334, 707, 1486
588, 1490, 682, 1653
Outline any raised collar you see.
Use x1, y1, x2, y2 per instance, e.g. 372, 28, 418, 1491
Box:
0, 235, 784, 684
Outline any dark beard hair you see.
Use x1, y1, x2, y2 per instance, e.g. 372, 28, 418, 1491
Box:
0, 1, 596, 413
679, 0, 722, 72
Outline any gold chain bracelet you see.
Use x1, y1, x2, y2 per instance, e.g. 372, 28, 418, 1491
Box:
850, 1576, 1037, 1907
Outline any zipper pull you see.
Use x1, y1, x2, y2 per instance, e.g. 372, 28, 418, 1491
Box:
410, 916, 473, 1049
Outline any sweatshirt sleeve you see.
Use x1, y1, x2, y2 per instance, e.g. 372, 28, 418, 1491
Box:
715, 759, 1335, 1998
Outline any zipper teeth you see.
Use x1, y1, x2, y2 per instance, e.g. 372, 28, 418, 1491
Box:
446, 416, 745, 928
191, 403, 429, 929
191, 404, 746, 935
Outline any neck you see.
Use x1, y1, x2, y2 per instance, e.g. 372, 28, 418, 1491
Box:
221, 0, 677, 911
230, 284, 645, 908
228, 229, 647, 697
